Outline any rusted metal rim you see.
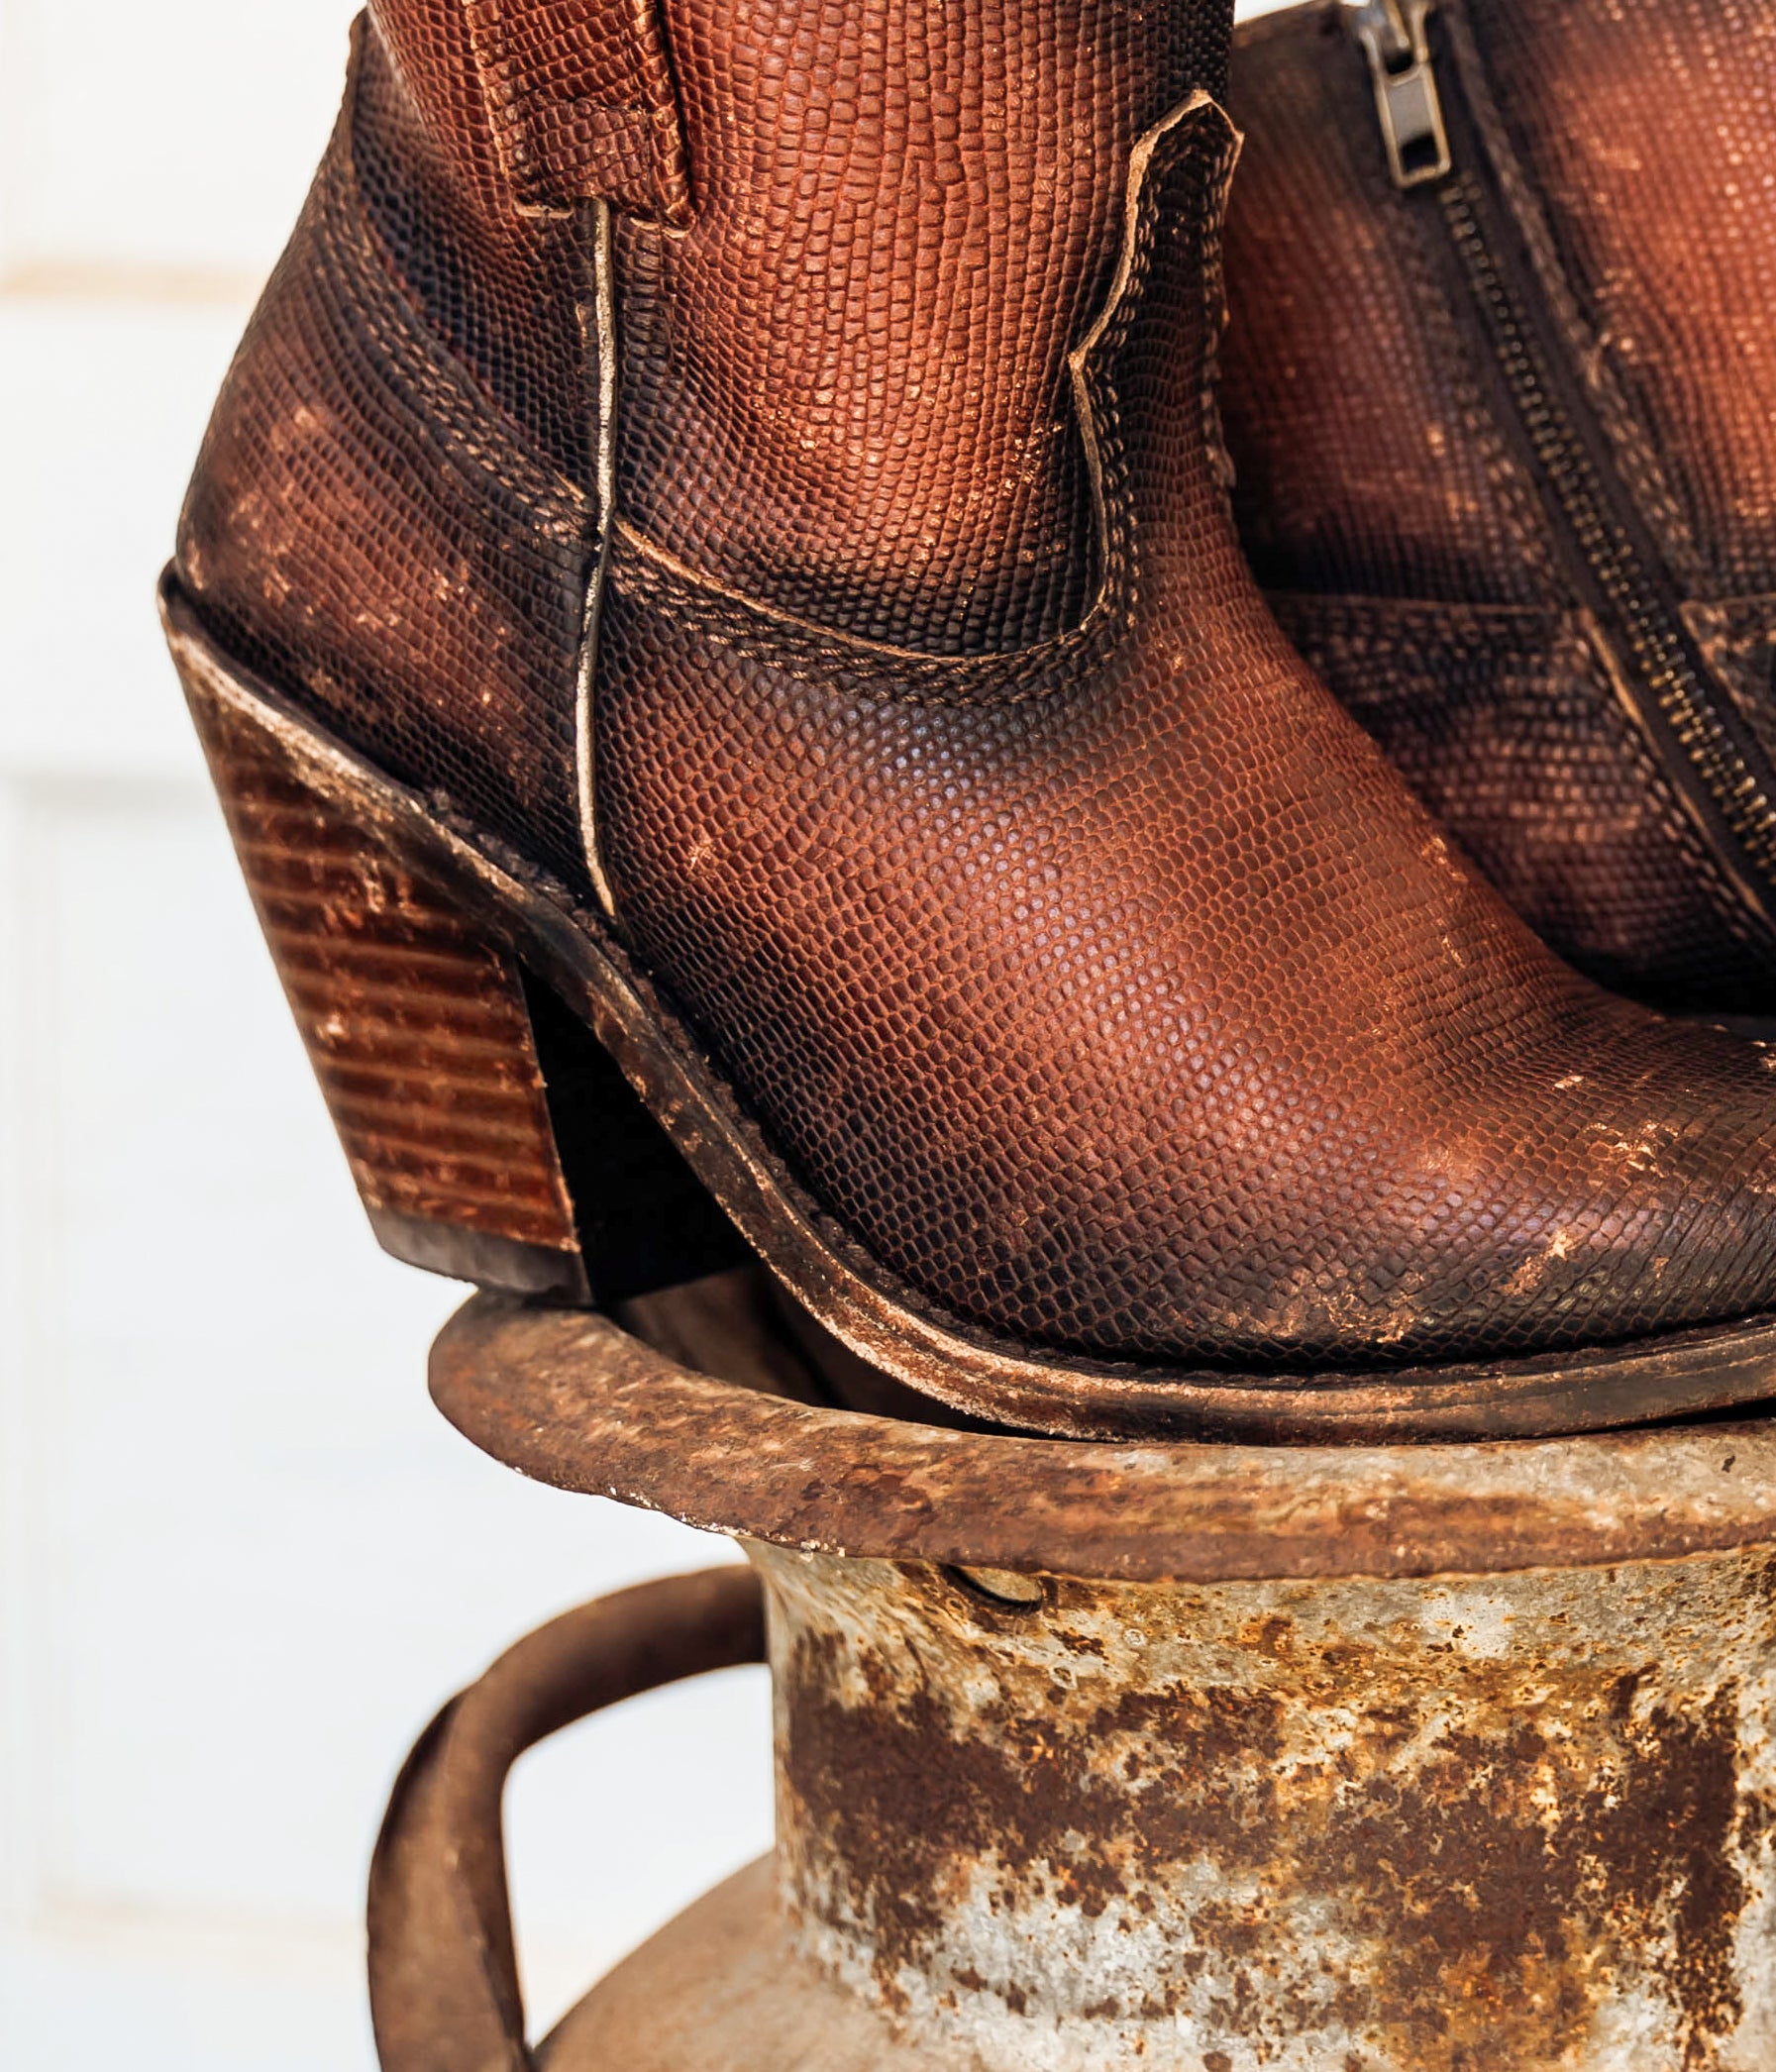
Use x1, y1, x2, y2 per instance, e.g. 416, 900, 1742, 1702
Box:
432, 1294, 1776, 1582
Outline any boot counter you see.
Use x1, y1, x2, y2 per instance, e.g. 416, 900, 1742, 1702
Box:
174, 25, 594, 898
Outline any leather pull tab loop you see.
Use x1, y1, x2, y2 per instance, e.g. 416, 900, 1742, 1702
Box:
366, 1567, 766, 2071
464, 0, 694, 226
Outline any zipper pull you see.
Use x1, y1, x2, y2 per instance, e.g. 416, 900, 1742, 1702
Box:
1343, 0, 1452, 189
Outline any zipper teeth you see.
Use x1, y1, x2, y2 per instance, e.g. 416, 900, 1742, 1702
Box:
1437, 176, 1776, 896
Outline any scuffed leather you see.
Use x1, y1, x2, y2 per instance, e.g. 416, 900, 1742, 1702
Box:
1221, 0, 1776, 1012
597, 103, 1776, 1368
180, 3, 1776, 1373
1481, 0, 1776, 601
179, 25, 595, 894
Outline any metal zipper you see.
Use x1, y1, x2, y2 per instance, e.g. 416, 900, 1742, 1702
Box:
1345, 0, 1450, 188
1343, 0, 1776, 933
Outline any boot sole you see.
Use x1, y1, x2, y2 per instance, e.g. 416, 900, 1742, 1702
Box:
161, 570, 1776, 1443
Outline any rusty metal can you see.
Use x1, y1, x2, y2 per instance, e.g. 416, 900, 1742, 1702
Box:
404, 1287, 1776, 2070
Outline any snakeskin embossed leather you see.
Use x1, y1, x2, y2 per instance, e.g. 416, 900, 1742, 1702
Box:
178, 1, 1776, 1375
1222, 0, 1776, 1014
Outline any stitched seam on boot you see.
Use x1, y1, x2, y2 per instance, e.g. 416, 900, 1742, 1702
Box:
324, 41, 589, 527
603, 94, 1241, 709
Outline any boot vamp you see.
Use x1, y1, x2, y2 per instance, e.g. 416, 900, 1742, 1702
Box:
597, 533, 1776, 1372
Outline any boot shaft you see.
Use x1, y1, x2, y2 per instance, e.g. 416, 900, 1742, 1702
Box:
611, 0, 1224, 650
176, 0, 1241, 910
365, 0, 1232, 651
1220, 0, 1776, 1012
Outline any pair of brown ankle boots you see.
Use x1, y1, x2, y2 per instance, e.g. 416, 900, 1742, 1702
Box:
164, 0, 1776, 1440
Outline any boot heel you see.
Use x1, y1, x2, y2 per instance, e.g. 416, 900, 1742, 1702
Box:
180, 654, 590, 1300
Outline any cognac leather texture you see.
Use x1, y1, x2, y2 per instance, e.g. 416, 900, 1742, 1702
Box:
178, 3, 1776, 1377
1221, 0, 1776, 1014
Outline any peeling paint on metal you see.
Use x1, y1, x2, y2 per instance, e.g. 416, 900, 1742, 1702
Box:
760, 1544, 1776, 2071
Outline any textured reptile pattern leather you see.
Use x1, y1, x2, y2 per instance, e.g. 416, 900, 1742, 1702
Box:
1480, 0, 1776, 599
1220, 0, 1776, 1011
461, 0, 692, 223
369, 0, 683, 224
1222, 7, 1560, 610
179, 5, 1776, 1373
352, 27, 594, 479
614, 0, 1219, 654
179, 29, 594, 895
1691, 598, 1776, 776
1272, 593, 1769, 1008
598, 104, 1776, 1370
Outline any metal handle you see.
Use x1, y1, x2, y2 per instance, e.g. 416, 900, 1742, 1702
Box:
366, 1567, 767, 2072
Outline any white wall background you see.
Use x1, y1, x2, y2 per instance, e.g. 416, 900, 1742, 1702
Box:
0, 4, 1289, 2066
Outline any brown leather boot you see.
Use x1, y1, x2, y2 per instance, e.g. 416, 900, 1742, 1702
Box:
165, 0, 1776, 1440
1221, 0, 1776, 1018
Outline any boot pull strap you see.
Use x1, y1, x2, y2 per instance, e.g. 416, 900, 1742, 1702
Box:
464, 0, 694, 227
366, 1567, 766, 2071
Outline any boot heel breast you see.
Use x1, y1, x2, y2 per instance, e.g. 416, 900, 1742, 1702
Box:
177, 621, 591, 1300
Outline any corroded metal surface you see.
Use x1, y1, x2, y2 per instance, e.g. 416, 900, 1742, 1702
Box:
761, 1545, 1776, 2071
538, 1860, 943, 2071
432, 1288, 1776, 1580
415, 1292, 1776, 2069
